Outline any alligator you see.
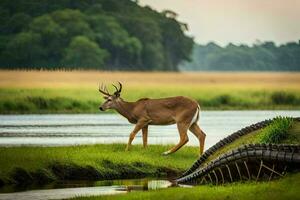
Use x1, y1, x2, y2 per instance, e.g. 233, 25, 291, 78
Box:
175, 117, 300, 185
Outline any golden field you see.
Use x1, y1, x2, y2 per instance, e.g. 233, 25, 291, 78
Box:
0, 70, 299, 113
0, 70, 299, 89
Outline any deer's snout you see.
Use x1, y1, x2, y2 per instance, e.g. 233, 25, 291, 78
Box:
99, 106, 104, 111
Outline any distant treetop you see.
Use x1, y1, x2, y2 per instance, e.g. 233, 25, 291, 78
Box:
180, 41, 300, 71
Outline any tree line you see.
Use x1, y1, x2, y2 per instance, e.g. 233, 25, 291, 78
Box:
180, 41, 300, 71
0, 0, 193, 71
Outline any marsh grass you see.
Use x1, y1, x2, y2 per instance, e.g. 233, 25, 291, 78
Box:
0, 95, 98, 113
0, 88, 300, 113
271, 91, 298, 105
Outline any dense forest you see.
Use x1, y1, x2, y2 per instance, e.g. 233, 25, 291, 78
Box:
180, 41, 300, 71
0, 0, 193, 71
1, 0, 299, 71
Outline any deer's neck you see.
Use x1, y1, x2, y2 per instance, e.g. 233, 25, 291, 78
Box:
114, 99, 136, 123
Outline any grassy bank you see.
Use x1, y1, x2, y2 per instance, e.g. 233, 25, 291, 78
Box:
71, 173, 300, 200
0, 70, 300, 113
0, 144, 199, 186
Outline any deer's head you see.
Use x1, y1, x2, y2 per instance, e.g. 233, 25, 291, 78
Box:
98, 82, 122, 111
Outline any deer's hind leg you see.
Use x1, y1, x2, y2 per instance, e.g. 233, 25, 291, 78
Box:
189, 123, 206, 155
162, 122, 189, 155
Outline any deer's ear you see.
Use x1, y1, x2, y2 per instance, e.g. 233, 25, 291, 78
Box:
103, 96, 108, 100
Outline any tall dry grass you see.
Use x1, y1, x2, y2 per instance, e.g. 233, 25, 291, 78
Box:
0, 70, 299, 89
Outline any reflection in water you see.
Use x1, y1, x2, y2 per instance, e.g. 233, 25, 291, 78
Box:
148, 180, 173, 190
116, 180, 173, 192
0, 179, 179, 200
0, 179, 175, 193
0, 111, 299, 149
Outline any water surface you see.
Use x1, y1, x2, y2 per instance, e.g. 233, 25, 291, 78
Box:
0, 111, 299, 149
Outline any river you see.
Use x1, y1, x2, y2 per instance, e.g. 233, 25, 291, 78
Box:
0, 111, 299, 149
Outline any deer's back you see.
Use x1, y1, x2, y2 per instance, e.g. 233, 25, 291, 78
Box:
134, 96, 199, 125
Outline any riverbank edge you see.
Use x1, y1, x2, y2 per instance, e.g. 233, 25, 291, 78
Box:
0, 144, 198, 187
0, 161, 181, 187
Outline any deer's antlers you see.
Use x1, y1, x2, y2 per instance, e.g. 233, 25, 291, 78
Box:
98, 83, 111, 96
113, 82, 122, 96
99, 82, 122, 96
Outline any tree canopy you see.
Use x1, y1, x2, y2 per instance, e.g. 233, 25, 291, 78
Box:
180, 41, 300, 71
0, 0, 193, 71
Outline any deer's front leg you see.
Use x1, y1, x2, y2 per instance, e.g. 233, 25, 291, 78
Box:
125, 121, 146, 151
142, 126, 148, 148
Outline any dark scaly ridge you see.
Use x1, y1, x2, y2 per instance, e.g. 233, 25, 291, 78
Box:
179, 117, 300, 179
179, 118, 272, 178
176, 143, 300, 184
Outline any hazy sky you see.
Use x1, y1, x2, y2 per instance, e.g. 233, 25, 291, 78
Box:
140, 0, 300, 46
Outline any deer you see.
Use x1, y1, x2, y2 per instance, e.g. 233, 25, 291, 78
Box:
98, 82, 206, 155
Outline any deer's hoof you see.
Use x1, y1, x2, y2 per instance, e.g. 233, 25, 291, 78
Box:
162, 150, 171, 156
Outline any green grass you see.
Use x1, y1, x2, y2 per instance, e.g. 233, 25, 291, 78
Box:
0, 88, 300, 114
282, 121, 300, 144
71, 173, 300, 200
260, 117, 294, 143
0, 144, 199, 185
